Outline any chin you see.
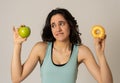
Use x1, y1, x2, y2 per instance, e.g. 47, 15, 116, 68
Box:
56, 38, 69, 42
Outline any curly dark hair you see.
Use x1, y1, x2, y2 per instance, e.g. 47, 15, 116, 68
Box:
42, 8, 82, 45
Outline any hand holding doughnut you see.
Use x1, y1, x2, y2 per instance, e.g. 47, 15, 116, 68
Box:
91, 25, 105, 39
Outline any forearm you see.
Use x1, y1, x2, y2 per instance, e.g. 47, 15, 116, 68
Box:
11, 44, 23, 82
97, 54, 113, 83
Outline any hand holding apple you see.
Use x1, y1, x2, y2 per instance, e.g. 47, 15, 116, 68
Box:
18, 25, 31, 38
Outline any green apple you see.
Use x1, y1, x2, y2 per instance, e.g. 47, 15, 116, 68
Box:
18, 25, 31, 38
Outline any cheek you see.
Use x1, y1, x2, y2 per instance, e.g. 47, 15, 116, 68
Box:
63, 28, 70, 37
51, 29, 56, 36
65, 27, 70, 34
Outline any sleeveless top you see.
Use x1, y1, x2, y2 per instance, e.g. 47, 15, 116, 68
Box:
40, 42, 79, 83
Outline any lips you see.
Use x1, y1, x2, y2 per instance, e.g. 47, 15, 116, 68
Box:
55, 32, 64, 36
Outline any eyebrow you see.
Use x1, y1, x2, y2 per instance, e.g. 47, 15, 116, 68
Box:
51, 20, 66, 24
59, 20, 66, 23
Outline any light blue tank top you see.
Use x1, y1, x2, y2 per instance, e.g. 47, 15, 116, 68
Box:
40, 42, 78, 83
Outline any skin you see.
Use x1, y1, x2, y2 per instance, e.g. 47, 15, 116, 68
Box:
11, 14, 113, 83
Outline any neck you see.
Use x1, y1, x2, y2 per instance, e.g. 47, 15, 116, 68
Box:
53, 40, 72, 51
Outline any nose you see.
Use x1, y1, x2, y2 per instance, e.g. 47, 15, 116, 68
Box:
56, 25, 62, 32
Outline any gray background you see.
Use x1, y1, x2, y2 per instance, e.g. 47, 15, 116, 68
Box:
0, 0, 120, 83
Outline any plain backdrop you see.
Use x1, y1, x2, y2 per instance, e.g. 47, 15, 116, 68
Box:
0, 0, 120, 83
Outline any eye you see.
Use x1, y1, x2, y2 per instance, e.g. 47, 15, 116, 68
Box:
51, 23, 56, 28
59, 21, 65, 26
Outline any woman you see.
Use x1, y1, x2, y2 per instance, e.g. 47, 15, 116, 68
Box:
11, 8, 113, 83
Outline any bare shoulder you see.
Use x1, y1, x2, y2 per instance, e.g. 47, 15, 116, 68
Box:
31, 41, 48, 55
34, 41, 48, 49
34, 41, 47, 47
78, 44, 91, 53
78, 44, 93, 63
32, 41, 48, 62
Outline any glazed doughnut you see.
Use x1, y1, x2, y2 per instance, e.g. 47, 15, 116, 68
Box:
91, 25, 105, 39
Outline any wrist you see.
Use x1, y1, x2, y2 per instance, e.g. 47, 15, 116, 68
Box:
14, 43, 22, 47
96, 52, 106, 61
96, 52, 105, 57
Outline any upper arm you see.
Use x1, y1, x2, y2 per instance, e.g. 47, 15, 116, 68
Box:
78, 45, 102, 82
21, 42, 47, 81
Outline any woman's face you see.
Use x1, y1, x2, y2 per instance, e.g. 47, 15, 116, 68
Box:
50, 14, 70, 42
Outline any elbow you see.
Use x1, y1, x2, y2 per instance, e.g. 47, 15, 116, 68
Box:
101, 78, 113, 83
109, 78, 113, 83
98, 76, 113, 83
12, 79, 21, 83
11, 76, 22, 83
105, 75, 113, 83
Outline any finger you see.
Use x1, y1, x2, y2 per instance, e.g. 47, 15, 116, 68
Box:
24, 38, 27, 41
94, 38, 100, 44
13, 26, 20, 37
13, 26, 17, 36
102, 37, 106, 47
15, 27, 19, 34
20, 37, 27, 43
104, 34, 107, 39
13, 26, 15, 32
20, 24, 25, 27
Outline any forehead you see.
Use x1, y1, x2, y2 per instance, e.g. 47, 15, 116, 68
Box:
50, 14, 66, 23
